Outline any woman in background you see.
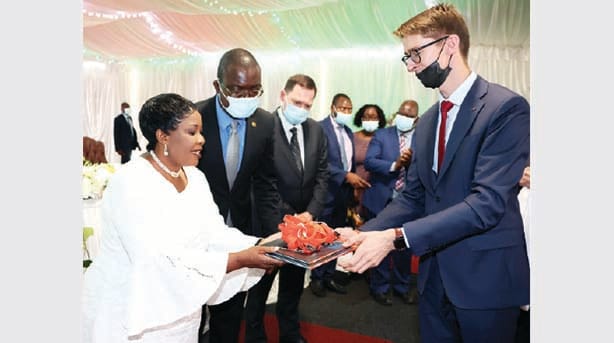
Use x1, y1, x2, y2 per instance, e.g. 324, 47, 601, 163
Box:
351, 104, 386, 221
81, 93, 283, 343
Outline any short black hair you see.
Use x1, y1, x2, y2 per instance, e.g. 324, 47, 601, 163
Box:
121, 102, 130, 111
138, 93, 197, 151
353, 104, 386, 128
331, 93, 350, 106
216, 48, 260, 80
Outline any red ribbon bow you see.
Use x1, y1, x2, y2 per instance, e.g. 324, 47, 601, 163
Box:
278, 215, 337, 254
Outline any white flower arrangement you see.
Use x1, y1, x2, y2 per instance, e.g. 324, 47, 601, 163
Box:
82, 157, 116, 199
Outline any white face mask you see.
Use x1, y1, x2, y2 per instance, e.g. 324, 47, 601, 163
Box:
124, 108, 131, 115
283, 103, 310, 126
334, 112, 353, 126
222, 95, 260, 119
362, 120, 379, 133
394, 115, 415, 132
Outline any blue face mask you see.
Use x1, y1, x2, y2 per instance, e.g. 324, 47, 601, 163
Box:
394, 115, 415, 132
362, 120, 379, 133
223, 95, 260, 119
334, 111, 353, 126
283, 103, 310, 125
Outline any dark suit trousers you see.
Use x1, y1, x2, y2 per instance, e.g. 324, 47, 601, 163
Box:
199, 291, 246, 343
245, 264, 306, 343
120, 150, 132, 164
419, 256, 520, 343
369, 248, 413, 295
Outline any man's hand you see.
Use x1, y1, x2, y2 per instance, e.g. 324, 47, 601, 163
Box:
394, 149, 413, 170
345, 172, 371, 189
519, 166, 530, 189
338, 229, 396, 273
334, 227, 358, 241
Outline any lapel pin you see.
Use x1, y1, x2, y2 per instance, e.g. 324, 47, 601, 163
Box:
251, 121, 257, 127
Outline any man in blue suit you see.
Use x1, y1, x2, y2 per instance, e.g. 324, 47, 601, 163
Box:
309, 93, 370, 297
339, 4, 529, 343
362, 100, 419, 306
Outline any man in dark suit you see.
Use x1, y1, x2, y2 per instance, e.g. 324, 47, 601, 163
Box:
361, 100, 419, 306
195, 48, 280, 343
339, 4, 530, 343
309, 93, 370, 297
113, 102, 141, 163
245, 74, 328, 343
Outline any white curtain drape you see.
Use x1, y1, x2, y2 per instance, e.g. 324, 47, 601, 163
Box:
82, 0, 529, 164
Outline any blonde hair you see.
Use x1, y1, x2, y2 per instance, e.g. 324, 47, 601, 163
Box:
394, 3, 470, 60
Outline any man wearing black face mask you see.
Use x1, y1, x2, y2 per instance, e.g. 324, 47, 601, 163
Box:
195, 48, 281, 343
338, 4, 530, 343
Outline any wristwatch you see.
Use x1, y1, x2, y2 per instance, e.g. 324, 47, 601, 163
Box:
393, 228, 408, 250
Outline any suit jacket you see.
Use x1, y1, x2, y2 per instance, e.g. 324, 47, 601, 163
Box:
319, 116, 356, 220
361, 76, 530, 309
196, 96, 280, 236
362, 126, 406, 215
271, 109, 329, 226
113, 114, 140, 153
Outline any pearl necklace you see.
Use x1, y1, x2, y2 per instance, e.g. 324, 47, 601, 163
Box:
150, 150, 181, 178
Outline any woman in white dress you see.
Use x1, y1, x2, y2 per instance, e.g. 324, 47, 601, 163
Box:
81, 93, 283, 342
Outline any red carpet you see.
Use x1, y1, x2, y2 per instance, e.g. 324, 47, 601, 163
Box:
238, 313, 392, 343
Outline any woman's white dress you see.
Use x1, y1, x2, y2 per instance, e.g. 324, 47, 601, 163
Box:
82, 157, 264, 342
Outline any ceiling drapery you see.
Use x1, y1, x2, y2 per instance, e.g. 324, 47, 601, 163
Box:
83, 0, 529, 60
82, 0, 530, 164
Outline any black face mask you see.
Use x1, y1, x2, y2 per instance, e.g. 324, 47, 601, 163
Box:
416, 44, 452, 89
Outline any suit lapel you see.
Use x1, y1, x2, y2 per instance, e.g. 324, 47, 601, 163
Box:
419, 107, 438, 190
201, 98, 230, 191
275, 111, 303, 179
436, 77, 487, 185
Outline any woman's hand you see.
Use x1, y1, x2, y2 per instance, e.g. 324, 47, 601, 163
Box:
227, 245, 284, 274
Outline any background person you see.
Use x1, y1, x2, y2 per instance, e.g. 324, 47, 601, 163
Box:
361, 99, 420, 306
352, 104, 386, 220
113, 102, 141, 163
309, 93, 370, 297
245, 74, 329, 343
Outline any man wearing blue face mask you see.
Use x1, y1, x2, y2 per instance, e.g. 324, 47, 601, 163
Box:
309, 93, 371, 297
362, 99, 419, 306
245, 74, 329, 343
195, 48, 281, 343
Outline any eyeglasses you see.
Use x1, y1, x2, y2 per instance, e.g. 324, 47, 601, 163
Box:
221, 84, 264, 98
401, 35, 449, 65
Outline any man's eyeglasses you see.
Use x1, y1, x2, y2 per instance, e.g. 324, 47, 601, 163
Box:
221, 84, 264, 98
401, 35, 449, 65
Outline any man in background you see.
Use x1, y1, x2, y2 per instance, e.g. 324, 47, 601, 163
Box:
309, 93, 370, 297
113, 102, 141, 163
245, 74, 329, 343
362, 99, 420, 306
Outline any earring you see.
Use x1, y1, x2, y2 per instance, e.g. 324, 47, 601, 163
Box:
163, 144, 169, 156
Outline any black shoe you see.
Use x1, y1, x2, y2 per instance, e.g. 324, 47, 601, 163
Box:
394, 288, 417, 305
309, 280, 326, 297
280, 335, 308, 343
372, 291, 392, 306
324, 279, 347, 294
